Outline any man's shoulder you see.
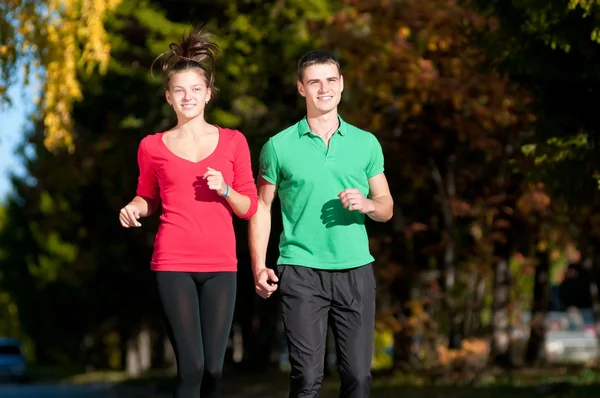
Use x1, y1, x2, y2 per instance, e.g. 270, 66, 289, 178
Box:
264, 120, 304, 152
271, 122, 301, 141
343, 120, 377, 141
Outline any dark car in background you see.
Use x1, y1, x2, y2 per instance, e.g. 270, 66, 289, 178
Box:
0, 338, 29, 383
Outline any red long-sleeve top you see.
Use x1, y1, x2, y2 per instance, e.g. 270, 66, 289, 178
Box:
136, 127, 258, 272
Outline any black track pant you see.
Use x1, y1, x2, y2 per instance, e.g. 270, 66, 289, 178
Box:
278, 264, 376, 398
156, 271, 236, 398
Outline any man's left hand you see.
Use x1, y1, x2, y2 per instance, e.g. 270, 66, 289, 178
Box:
338, 188, 374, 214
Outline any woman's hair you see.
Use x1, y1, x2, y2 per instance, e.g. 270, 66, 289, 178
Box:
155, 28, 220, 94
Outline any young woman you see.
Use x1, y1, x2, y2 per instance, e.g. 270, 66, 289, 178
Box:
119, 28, 258, 398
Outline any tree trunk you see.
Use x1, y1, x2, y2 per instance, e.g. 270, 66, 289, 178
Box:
473, 276, 486, 334
391, 210, 416, 372
488, 128, 519, 368
126, 337, 141, 377
525, 248, 550, 364
490, 253, 512, 368
391, 271, 414, 371
430, 156, 460, 349
231, 322, 244, 364
464, 271, 483, 338
138, 326, 152, 372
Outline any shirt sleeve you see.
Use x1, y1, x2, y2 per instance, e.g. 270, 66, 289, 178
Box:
232, 132, 259, 220
366, 134, 385, 178
135, 137, 161, 212
258, 138, 281, 185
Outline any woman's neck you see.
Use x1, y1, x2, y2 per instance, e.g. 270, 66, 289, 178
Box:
175, 115, 214, 139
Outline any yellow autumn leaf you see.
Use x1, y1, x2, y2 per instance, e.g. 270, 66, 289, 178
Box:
5, 0, 123, 152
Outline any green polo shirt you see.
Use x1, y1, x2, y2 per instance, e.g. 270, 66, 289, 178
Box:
259, 116, 385, 270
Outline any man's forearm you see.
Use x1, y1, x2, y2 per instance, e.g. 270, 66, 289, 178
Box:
249, 204, 272, 275
366, 195, 394, 222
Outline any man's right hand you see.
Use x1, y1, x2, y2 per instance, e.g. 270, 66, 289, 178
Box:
254, 267, 279, 299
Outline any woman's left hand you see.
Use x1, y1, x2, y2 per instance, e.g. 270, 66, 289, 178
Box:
203, 167, 227, 196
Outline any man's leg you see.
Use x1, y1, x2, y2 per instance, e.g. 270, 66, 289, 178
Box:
329, 264, 376, 398
279, 265, 331, 398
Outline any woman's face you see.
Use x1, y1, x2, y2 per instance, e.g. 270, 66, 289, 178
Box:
165, 69, 211, 122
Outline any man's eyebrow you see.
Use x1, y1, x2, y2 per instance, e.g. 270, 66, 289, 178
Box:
306, 76, 338, 83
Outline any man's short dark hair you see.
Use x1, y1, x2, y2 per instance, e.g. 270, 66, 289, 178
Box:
297, 50, 341, 82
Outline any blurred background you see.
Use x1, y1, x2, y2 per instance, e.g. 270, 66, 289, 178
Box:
1, 0, 600, 397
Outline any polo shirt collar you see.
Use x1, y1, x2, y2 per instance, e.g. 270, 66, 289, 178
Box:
298, 115, 347, 137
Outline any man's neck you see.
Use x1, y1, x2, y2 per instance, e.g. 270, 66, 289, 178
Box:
306, 109, 339, 137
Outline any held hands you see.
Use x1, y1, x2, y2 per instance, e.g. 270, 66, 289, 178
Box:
338, 188, 375, 214
203, 167, 227, 196
254, 268, 279, 299
119, 202, 142, 228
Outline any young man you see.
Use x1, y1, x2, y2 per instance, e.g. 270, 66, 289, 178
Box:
249, 50, 393, 398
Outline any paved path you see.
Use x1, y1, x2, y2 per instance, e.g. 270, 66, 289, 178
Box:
0, 382, 261, 398
0, 383, 127, 397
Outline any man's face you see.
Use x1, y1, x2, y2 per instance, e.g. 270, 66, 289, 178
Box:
297, 63, 344, 115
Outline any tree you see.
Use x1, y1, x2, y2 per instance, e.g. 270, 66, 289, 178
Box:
0, 0, 122, 151
0, 205, 22, 339
0, 0, 332, 371
472, 0, 600, 200
474, 0, 600, 362
321, 0, 532, 370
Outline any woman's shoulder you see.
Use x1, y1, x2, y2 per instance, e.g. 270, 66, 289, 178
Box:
139, 131, 166, 149
218, 127, 251, 151
218, 126, 246, 141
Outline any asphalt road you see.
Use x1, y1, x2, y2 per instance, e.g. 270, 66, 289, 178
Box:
0, 383, 164, 398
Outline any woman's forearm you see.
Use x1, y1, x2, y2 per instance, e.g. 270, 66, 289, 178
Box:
130, 196, 154, 217
224, 186, 251, 218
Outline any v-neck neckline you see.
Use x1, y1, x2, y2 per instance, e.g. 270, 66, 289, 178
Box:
159, 126, 225, 164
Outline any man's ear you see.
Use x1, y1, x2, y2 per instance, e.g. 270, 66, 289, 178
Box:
340, 75, 344, 93
297, 81, 306, 97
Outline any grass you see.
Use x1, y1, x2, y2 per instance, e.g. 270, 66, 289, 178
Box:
26, 365, 86, 382
114, 366, 600, 398
25, 365, 600, 398
218, 370, 600, 398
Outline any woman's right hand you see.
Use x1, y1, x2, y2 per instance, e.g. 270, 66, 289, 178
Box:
119, 202, 142, 228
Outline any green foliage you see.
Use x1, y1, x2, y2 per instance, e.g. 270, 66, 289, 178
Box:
0, 0, 332, 367
1, 0, 595, 374
0, 0, 122, 150
0, 206, 21, 338
475, 0, 600, 201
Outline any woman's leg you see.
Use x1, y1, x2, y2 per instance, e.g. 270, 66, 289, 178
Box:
193, 271, 237, 398
156, 271, 204, 398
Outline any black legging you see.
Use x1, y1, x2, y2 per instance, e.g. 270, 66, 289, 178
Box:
156, 271, 236, 398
